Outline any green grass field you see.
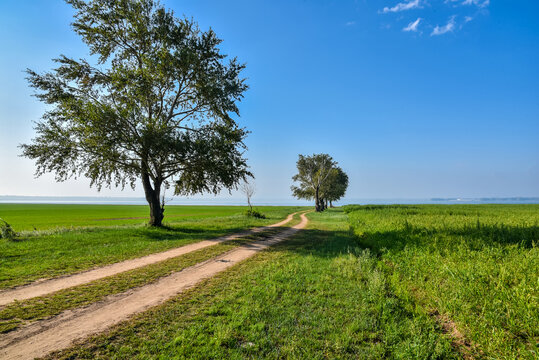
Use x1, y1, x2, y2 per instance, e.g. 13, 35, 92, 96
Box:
345, 204, 539, 359
0, 204, 300, 231
48, 209, 456, 359
0, 204, 306, 289
2, 204, 537, 359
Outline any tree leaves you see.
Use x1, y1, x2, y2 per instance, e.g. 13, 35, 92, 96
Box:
291, 154, 348, 205
21, 0, 251, 200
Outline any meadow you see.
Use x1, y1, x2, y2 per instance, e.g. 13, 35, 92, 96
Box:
345, 204, 538, 359
1, 204, 537, 359
0, 204, 306, 289
48, 209, 456, 359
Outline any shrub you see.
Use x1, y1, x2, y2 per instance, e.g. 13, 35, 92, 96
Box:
245, 209, 266, 219
0, 218, 18, 240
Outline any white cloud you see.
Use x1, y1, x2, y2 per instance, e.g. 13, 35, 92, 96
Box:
431, 16, 457, 35
345, 21, 356, 26
464, 16, 474, 22
445, 0, 489, 7
382, 0, 421, 14
463, 0, 490, 7
403, 18, 422, 32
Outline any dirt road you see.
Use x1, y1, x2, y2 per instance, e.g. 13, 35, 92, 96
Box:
0, 212, 299, 307
0, 212, 309, 360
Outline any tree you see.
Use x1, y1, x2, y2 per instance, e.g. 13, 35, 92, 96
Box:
21, 0, 251, 226
239, 181, 255, 211
321, 167, 348, 207
291, 154, 336, 212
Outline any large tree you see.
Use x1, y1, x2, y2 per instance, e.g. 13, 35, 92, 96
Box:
291, 154, 336, 212
21, 0, 251, 226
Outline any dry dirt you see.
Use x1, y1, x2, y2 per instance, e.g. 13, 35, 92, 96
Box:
0, 212, 309, 360
0, 212, 298, 307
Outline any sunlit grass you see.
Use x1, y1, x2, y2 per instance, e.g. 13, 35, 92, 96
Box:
48, 210, 454, 359
345, 204, 539, 359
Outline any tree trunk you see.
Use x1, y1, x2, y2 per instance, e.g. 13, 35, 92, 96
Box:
315, 187, 321, 212
142, 171, 164, 227
330, 200, 334, 208
325, 198, 328, 209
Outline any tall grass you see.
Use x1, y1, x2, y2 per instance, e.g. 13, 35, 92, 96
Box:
345, 204, 539, 359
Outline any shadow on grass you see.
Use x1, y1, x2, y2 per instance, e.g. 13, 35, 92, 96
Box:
269, 228, 363, 260
264, 213, 538, 262
348, 222, 539, 254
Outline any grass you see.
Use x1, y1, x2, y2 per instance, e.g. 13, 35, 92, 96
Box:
345, 204, 539, 359
0, 205, 305, 289
0, 204, 302, 231
48, 209, 456, 360
4, 205, 536, 359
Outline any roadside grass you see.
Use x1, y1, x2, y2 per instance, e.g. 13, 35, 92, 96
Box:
0, 206, 305, 289
345, 204, 539, 359
48, 209, 455, 360
0, 204, 304, 231
0, 218, 303, 334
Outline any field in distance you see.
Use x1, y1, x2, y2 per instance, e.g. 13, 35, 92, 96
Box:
0, 204, 306, 231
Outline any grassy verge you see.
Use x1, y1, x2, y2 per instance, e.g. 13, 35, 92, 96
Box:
48, 209, 454, 360
0, 206, 305, 289
345, 204, 539, 359
0, 218, 303, 334
0, 204, 304, 231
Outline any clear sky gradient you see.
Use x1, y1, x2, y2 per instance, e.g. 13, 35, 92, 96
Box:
0, 0, 538, 202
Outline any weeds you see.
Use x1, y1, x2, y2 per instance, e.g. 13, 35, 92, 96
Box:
0, 218, 17, 240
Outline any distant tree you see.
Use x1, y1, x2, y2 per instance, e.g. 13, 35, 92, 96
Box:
291, 154, 337, 212
322, 167, 348, 207
21, 0, 251, 226
240, 181, 255, 211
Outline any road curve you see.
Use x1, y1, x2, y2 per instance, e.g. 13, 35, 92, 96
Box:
0, 212, 310, 360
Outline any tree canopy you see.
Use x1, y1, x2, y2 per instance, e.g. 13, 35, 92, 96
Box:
291, 154, 337, 211
21, 0, 251, 226
291, 154, 348, 210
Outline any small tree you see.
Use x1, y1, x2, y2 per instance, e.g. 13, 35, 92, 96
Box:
291, 154, 336, 212
21, 0, 251, 226
240, 181, 255, 211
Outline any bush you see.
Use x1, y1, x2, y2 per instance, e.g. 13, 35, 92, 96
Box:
0, 218, 18, 240
245, 209, 266, 219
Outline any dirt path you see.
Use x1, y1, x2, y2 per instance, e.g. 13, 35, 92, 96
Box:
0, 212, 309, 360
0, 212, 299, 307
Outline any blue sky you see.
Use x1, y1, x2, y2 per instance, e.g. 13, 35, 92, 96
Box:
0, 0, 538, 202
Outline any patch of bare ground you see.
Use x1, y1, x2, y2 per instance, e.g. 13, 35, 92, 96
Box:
0, 212, 309, 360
429, 309, 484, 359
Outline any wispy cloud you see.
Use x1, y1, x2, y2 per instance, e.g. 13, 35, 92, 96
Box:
464, 16, 474, 23
463, 0, 490, 7
431, 16, 456, 36
381, 0, 421, 14
403, 18, 422, 32
445, 0, 490, 7
345, 21, 356, 26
